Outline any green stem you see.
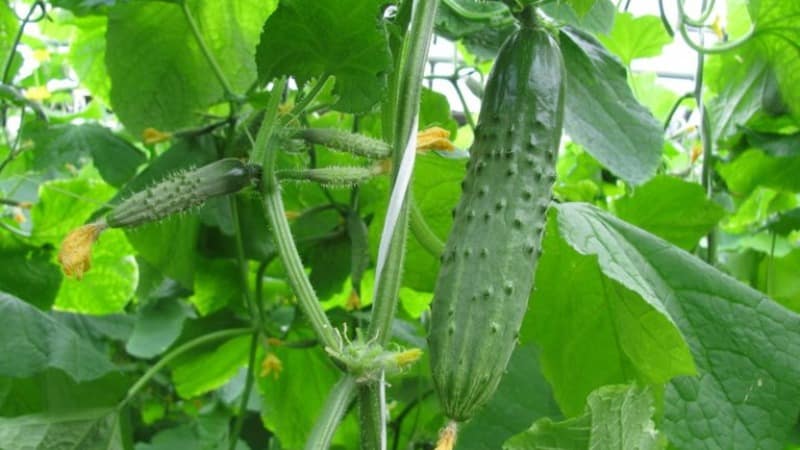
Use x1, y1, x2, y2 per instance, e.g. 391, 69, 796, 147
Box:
450, 79, 475, 131
677, 0, 717, 27
305, 375, 357, 450
292, 74, 331, 116
255, 82, 341, 352
229, 331, 259, 450
362, 1, 441, 449
663, 92, 694, 131
120, 327, 252, 409
409, 196, 444, 257
182, 1, 236, 99
678, 20, 754, 54
2, 2, 44, 85
229, 197, 262, 326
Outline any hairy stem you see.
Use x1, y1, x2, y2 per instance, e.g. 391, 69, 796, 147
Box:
361, 1, 441, 449
409, 195, 444, 257
229, 331, 259, 450
305, 375, 357, 450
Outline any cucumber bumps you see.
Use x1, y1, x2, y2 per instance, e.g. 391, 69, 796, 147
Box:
428, 13, 565, 428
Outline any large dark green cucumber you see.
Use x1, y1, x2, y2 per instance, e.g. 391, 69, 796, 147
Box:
428, 20, 565, 422
106, 158, 259, 228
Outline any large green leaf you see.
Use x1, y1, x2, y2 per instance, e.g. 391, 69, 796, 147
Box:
28, 123, 146, 187
748, 0, 800, 121
31, 176, 114, 246
0, 245, 61, 310
126, 297, 189, 359
190, 258, 242, 316
718, 149, 800, 196
106, 0, 276, 135
255, 0, 392, 113
528, 212, 695, 416
135, 412, 245, 450
529, 203, 800, 449
458, 344, 562, 450
706, 51, 770, 143
0, 292, 116, 382
171, 334, 251, 399
561, 28, 663, 185
504, 384, 663, 450
0, 408, 124, 450
68, 15, 110, 104
614, 175, 725, 250
0, 3, 19, 81
598, 12, 672, 66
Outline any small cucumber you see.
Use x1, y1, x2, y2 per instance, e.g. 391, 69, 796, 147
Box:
106, 158, 259, 228
276, 165, 384, 188
292, 128, 392, 159
428, 16, 565, 423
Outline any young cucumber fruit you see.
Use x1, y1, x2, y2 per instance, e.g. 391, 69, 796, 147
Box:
106, 158, 260, 228
428, 20, 565, 422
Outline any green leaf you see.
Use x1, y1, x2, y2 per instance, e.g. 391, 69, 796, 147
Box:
31, 176, 115, 246
598, 12, 671, 66
504, 384, 663, 450
0, 292, 116, 382
190, 258, 241, 316
747, 0, 800, 121
759, 249, 800, 313
741, 127, 800, 158
0, 3, 19, 81
629, 72, 680, 123
0, 245, 61, 310
255, 0, 392, 113
27, 123, 146, 187
614, 175, 726, 250
134, 412, 237, 450
459, 344, 562, 450
106, 0, 276, 135
531, 203, 800, 449
563, 0, 597, 17
171, 334, 251, 399
527, 212, 695, 416
54, 228, 138, 314
765, 207, 800, 235
539, 0, 615, 35
68, 15, 111, 104
561, 28, 663, 185
258, 341, 358, 449
718, 149, 800, 196
706, 51, 770, 143
0, 370, 130, 417
126, 297, 189, 359
419, 88, 458, 138
0, 408, 124, 450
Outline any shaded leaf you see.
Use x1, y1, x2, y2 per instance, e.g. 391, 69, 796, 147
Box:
614, 175, 725, 249
599, 12, 672, 66
0, 245, 61, 310
459, 344, 562, 450
126, 297, 189, 359
504, 384, 663, 450
255, 0, 391, 113
134, 412, 240, 450
561, 28, 663, 185
0, 408, 124, 450
718, 149, 800, 195
107, 0, 276, 134
529, 203, 800, 449
0, 292, 116, 382
171, 334, 251, 399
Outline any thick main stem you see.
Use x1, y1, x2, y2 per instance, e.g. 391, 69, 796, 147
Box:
361, 1, 440, 449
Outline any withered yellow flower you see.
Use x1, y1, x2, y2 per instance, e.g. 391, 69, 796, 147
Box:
58, 222, 107, 280
393, 348, 422, 368
416, 126, 455, 152
260, 352, 283, 379
142, 127, 172, 145
435, 421, 458, 450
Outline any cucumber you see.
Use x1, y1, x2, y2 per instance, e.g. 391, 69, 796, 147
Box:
291, 128, 392, 159
106, 158, 260, 228
428, 16, 565, 423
